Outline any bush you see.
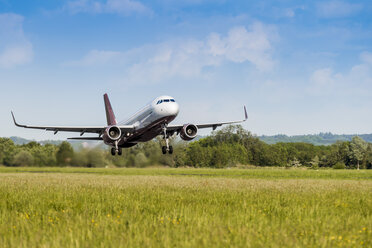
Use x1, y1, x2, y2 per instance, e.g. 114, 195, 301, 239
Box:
135, 152, 148, 167
56, 142, 74, 166
86, 149, 105, 167
333, 162, 346, 169
12, 150, 34, 166
72, 151, 88, 167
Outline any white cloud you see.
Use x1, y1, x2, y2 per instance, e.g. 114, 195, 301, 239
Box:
207, 24, 274, 70
360, 51, 372, 65
317, 1, 362, 18
65, 0, 152, 15
64, 50, 122, 66
0, 13, 33, 68
310, 68, 338, 86
281, 6, 306, 18
126, 40, 216, 83
284, 9, 295, 18
309, 52, 372, 95
65, 23, 276, 83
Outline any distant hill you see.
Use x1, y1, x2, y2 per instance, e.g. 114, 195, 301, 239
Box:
259, 133, 372, 145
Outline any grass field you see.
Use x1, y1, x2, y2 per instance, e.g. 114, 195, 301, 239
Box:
0, 167, 371, 247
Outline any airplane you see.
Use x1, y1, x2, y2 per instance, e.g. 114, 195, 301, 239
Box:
11, 94, 247, 156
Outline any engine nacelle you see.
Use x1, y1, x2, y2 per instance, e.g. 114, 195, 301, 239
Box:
103, 125, 122, 142
180, 124, 198, 141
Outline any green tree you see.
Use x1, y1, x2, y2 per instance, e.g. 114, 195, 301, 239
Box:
125, 154, 136, 167
86, 149, 105, 167
210, 144, 247, 168
12, 150, 34, 166
29, 144, 57, 166
310, 155, 320, 169
173, 143, 188, 167
185, 142, 213, 167
328, 141, 350, 167
142, 139, 163, 165
0, 138, 17, 166
72, 150, 89, 167
56, 142, 74, 166
348, 136, 368, 170
366, 144, 372, 169
288, 157, 302, 168
135, 152, 148, 167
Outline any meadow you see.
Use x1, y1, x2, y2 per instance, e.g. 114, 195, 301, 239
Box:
0, 167, 371, 247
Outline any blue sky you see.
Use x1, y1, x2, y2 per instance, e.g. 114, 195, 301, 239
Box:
1, 0, 372, 140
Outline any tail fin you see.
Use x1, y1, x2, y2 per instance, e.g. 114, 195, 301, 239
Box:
103, 93, 117, 126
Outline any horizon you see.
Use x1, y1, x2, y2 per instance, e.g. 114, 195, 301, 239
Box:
1, 0, 372, 140
6, 131, 372, 143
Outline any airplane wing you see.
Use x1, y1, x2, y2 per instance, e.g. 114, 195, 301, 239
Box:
167, 106, 248, 132
11, 111, 134, 135
67, 137, 103, 140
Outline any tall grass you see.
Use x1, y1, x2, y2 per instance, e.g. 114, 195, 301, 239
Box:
0, 169, 371, 247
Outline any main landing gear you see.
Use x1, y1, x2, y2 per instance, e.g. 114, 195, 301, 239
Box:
162, 145, 173, 154
111, 140, 122, 156
111, 147, 122, 156
161, 125, 173, 155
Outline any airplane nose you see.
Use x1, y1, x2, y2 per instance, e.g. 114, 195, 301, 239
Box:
155, 101, 179, 117
168, 102, 179, 116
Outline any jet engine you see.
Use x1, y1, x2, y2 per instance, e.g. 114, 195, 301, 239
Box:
180, 124, 198, 141
103, 126, 122, 142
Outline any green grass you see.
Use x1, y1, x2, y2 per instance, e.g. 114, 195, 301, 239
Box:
0, 166, 371, 180
0, 168, 371, 247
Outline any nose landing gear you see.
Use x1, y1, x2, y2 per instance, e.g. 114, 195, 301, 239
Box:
161, 124, 173, 154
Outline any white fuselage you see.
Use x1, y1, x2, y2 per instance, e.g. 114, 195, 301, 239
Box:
115, 95, 179, 146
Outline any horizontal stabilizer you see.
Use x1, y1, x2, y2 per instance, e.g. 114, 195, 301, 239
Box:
68, 137, 103, 140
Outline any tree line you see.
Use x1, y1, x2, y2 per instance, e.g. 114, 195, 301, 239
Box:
1, 125, 371, 169
259, 132, 372, 145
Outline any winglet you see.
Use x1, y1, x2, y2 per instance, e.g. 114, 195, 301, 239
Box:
244, 106, 248, 121
11, 111, 22, 127
103, 93, 117, 126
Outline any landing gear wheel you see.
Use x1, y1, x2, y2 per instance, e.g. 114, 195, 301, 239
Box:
162, 146, 167, 154
118, 148, 122, 156
111, 148, 116, 156
168, 146, 173, 154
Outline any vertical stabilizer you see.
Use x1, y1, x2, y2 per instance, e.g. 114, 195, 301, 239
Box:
103, 93, 117, 126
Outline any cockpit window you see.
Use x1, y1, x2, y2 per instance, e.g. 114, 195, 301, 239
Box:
157, 99, 175, 104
